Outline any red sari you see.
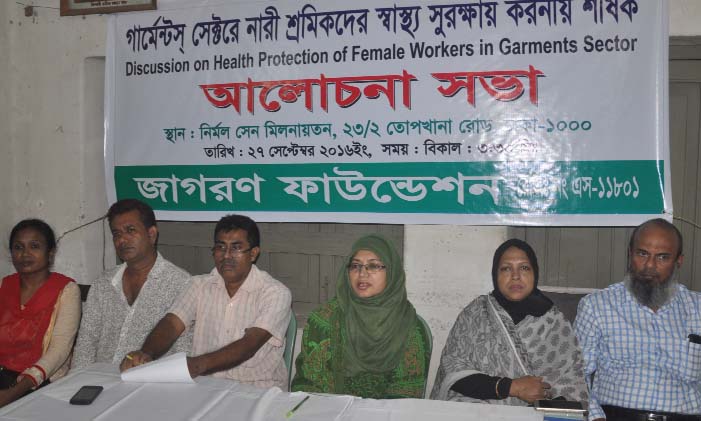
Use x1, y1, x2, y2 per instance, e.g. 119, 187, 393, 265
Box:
0, 273, 73, 373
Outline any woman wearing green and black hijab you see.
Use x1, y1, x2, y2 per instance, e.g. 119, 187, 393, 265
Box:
291, 234, 430, 398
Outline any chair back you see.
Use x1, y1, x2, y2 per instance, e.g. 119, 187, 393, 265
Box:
283, 313, 297, 389
78, 284, 91, 302
540, 286, 598, 324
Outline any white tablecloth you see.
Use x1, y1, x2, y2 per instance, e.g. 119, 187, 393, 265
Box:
0, 364, 555, 421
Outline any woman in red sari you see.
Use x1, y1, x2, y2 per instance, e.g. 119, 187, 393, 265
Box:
0, 219, 81, 408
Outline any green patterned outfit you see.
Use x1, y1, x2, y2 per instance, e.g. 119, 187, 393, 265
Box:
291, 298, 430, 398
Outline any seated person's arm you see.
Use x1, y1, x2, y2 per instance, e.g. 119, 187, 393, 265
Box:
0, 284, 81, 408
186, 285, 290, 378
186, 327, 271, 377
27, 283, 81, 382
120, 313, 185, 371
451, 374, 549, 403
121, 277, 201, 371
0, 377, 35, 408
451, 374, 511, 400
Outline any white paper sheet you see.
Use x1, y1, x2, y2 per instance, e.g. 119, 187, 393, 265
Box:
264, 392, 354, 421
120, 352, 194, 383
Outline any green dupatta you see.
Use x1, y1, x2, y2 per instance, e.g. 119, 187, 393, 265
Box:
334, 234, 417, 391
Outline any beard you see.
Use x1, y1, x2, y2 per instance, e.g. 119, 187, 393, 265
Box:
625, 267, 678, 309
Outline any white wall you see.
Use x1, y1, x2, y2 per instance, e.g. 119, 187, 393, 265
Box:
405, 225, 506, 394
0, 1, 109, 282
669, 0, 701, 36
0, 3, 12, 276
1, 0, 699, 396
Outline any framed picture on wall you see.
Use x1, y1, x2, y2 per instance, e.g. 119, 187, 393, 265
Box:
60, 0, 157, 16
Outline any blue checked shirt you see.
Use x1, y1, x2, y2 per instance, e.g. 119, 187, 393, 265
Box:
574, 282, 701, 420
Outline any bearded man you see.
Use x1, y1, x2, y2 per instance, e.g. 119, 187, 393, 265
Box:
575, 218, 701, 421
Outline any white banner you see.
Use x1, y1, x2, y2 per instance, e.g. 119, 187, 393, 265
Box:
105, 0, 669, 225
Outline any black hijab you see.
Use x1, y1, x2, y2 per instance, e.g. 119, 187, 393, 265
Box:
490, 239, 553, 325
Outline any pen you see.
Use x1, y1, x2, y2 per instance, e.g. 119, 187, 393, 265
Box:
286, 395, 310, 418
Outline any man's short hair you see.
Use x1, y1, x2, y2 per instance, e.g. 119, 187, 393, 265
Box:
628, 218, 683, 258
214, 214, 260, 248
107, 198, 157, 228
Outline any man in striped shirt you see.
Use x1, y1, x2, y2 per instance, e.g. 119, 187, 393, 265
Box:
575, 218, 701, 420
120, 214, 292, 390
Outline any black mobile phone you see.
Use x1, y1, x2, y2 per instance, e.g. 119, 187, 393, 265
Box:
535, 400, 586, 414
688, 334, 701, 345
69, 385, 103, 405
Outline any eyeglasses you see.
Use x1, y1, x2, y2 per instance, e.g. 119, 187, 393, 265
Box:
212, 244, 253, 255
347, 263, 386, 274
632, 250, 675, 264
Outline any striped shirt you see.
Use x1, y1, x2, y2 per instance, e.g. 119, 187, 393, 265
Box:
170, 265, 291, 390
575, 282, 701, 419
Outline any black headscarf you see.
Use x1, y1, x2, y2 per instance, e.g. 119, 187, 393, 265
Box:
490, 239, 553, 325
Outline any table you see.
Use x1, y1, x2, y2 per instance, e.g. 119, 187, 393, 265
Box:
0, 364, 562, 421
